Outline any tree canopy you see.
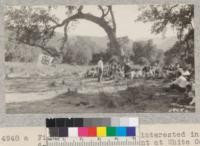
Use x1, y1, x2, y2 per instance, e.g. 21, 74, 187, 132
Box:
136, 4, 194, 39
137, 4, 194, 66
5, 6, 120, 60
131, 39, 163, 65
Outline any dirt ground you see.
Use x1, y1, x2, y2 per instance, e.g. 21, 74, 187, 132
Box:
5, 62, 194, 113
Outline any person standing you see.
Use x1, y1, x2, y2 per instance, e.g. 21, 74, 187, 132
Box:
97, 57, 104, 82
124, 59, 131, 78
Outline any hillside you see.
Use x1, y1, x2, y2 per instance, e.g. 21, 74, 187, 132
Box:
5, 30, 177, 63
153, 36, 178, 51
47, 33, 108, 53
49, 32, 177, 52
134, 36, 178, 51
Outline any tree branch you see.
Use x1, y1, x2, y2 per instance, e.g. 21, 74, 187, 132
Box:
60, 22, 69, 53
78, 5, 84, 13
54, 10, 119, 54
98, 5, 105, 17
8, 6, 120, 57
104, 6, 110, 16
21, 39, 59, 57
98, 6, 110, 18
108, 6, 116, 33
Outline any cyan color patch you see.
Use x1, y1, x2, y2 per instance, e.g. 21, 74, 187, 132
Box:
116, 127, 126, 136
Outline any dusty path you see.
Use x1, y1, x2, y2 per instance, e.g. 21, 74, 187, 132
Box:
6, 89, 69, 103
6, 78, 192, 113
5, 77, 144, 103
5, 79, 127, 103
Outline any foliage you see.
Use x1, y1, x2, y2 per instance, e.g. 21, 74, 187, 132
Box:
5, 7, 58, 53
164, 31, 194, 67
62, 36, 97, 65
90, 50, 112, 64
5, 41, 40, 62
137, 57, 150, 65
6, 33, 107, 64
164, 42, 182, 65
117, 36, 131, 56
5, 5, 120, 58
131, 39, 162, 65
76, 48, 92, 65
137, 4, 194, 39
63, 48, 76, 64
136, 4, 194, 67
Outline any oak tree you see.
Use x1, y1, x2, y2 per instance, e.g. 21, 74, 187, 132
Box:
5, 6, 121, 61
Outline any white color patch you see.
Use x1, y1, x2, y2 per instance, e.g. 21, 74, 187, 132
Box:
129, 118, 139, 127
120, 118, 129, 126
68, 127, 78, 137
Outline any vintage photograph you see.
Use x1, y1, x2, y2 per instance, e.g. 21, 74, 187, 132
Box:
4, 5, 195, 113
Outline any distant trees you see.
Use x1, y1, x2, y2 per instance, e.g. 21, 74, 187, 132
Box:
63, 48, 92, 65
76, 48, 92, 65
5, 41, 40, 62
63, 48, 76, 64
90, 51, 112, 65
63, 37, 93, 65
131, 39, 162, 65
164, 42, 182, 65
117, 36, 132, 57
137, 57, 150, 66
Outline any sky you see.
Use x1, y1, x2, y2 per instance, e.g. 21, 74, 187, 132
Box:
53, 5, 177, 40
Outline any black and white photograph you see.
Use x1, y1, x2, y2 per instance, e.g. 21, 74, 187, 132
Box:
4, 4, 195, 113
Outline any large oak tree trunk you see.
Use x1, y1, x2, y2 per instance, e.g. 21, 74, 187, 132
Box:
58, 11, 121, 58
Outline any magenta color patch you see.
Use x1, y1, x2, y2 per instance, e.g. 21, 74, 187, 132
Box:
78, 127, 88, 137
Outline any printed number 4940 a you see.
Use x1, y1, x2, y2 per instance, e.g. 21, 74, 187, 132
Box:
1, 135, 20, 142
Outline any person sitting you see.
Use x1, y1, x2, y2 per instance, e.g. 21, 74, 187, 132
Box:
167, 72, 190, 92
182, 67, 191, 76
136, 69, 143, 78
175, 84, 195, 106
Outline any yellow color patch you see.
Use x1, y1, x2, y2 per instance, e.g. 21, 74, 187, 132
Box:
97, 127, 107, 137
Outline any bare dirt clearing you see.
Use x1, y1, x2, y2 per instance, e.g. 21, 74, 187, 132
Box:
5, 62, 193, 113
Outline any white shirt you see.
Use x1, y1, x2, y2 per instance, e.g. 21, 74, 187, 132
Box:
182, 70, 190, 76
98, 60, 104, 70
178, 67, 184, 74
172, 75, 189, 88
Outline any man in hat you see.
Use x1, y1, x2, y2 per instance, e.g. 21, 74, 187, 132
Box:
97, 57, 104, 82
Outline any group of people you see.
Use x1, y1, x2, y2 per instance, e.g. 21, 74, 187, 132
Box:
97, 57, 127, 82
123, 60, 162, 79
96, 57, 195, 105
96, 57, 161, 82
97, 57, 124, 82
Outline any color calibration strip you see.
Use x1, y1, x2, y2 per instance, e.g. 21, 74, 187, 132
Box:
46, 118, 138, 137
47, 126, 136, 137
